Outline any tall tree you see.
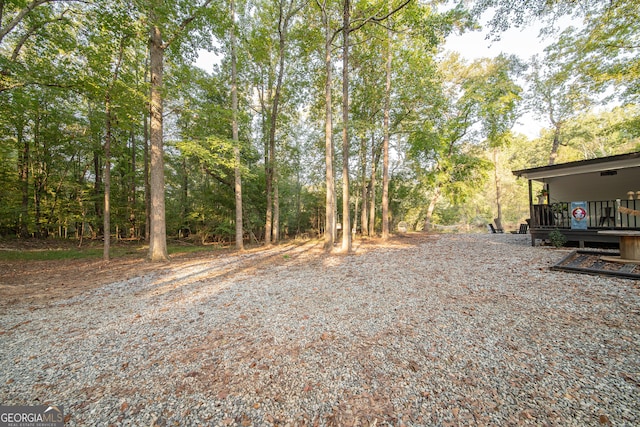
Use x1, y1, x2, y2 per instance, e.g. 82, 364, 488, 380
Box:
381, 0, 392, 239
340, 0, 351, 252
315, 0, 339, 250
230, 0, 244, 250
408, 54, 519, 229
473, 55, 522, 227
338, 0, 412, 251
145, 0, 215, 261
87, 6, 136, 260
266, 0, 304, 244
527, 55, 590, 165
102, 42, 125, 260
147, 5, 168, 261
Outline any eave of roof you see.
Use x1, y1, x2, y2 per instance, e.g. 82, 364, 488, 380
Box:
512, 151, 640, 181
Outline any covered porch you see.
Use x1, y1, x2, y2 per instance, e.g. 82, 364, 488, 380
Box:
513, 152, 640, 247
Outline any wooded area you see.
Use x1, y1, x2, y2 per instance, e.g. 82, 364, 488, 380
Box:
0, 0, 638, 261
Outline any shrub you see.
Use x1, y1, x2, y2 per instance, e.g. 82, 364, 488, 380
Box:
548, 229, 567, 248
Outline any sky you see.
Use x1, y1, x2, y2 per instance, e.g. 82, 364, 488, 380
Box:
443, 21, 552, 62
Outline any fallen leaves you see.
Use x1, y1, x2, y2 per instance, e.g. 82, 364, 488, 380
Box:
320, 332, 334, 341
599, 414, 612, 425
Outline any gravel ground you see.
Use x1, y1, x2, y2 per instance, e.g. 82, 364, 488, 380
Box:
1, 233, 639, 426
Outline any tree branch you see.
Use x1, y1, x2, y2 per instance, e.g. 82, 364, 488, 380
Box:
0, 80, 80, 94
162, 0, 215, 50
350, 0, 412, 34
326, 0, 412, 45
11, 8, 72, 61
0, 0, 85, 44
202, 164, 233, 189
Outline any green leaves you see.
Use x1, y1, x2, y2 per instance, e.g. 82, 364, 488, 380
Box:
176, 136, 237, 178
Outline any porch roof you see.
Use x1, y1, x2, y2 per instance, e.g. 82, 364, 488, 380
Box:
512, 151, 640, 181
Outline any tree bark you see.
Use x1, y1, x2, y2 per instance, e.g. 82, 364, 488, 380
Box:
231, 0, 244, 250
263, 83, 272, 245
369, 133, 378, 237
145, 0, 214, 257
147, 19, 169, 261
103, 38, 125, 260
103, 95, 112, 260
265, 147, 272, 244
266, 0, 290, 245
143, 107, 150, 243
273, 173, 279, 242
93, 150, 102, 227
548, 122, 562, 165
423, 187, 440, 231
181, 157, 188, 221
359, 136, 368, 236
18, 123, 29, 237
321, 1, 336, 251
381, 1, 392, 240
493, 147, 503, 227
340, 0, 351, 252
129, 129, 136, 238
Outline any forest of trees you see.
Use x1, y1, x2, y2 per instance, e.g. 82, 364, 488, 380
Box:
0, 0, 638, 260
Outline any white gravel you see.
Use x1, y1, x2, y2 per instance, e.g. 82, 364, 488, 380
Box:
1, 233, 639, 426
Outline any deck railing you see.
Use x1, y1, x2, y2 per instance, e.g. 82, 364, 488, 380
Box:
532, 199, 640, 229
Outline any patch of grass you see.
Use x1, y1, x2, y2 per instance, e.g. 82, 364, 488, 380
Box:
0, 240, 225, 262
0, 246, 133, 261
167, 244, 220, 256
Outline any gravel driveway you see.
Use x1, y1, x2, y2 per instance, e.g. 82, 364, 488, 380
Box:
1, 233, 638, 426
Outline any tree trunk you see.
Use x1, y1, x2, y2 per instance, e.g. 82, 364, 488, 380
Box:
360, 136, 368, 236
231, 0, 244, 250
548, 122, 562, 165
381, 2, 392, 240
295, 158, 302, 235
262, 81, 272, 245
423, 187, 440, 231
368, 133, 377, 237
322, 4, 336, 251
493, 147, 503, 227
103, 39, 124, 260
273, 172, 279, 243
266, 1, 289, 245
103, 96, 112, 261
129, 129, 136, 238
18, 123, 29, 237
340, 0, 351, 253
143, 108, 150, 243
265, 161, 272, 244
181, 157, 188, 220
148, 19, 169, 261
93, 150, 102, 227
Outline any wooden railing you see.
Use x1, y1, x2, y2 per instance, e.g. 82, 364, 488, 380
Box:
531, 199, 640, 229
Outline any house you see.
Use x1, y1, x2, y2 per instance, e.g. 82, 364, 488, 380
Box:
512, 151, 640, 247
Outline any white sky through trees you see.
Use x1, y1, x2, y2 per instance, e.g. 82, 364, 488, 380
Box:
442, 13, 579, 138
193, 12, 578, 139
